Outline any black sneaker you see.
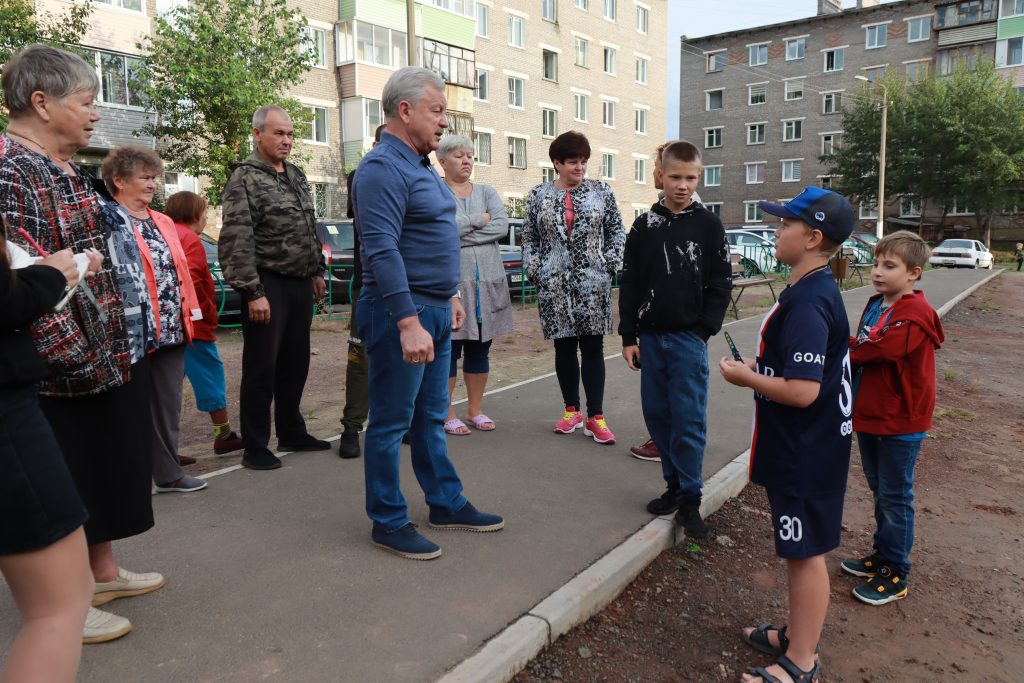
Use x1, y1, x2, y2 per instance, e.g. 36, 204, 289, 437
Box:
675, 499, 710, 538
646, 486, 684, 515
853, 564, 908, 605
840, 553, 883, 578
242, 448, 282, 470
371, 523, 442, 560
338, 429, 361, 459
278, 434, 331, 452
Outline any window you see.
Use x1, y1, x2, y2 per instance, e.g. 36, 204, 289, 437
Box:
786, 37, 806, 61
819, 176, 834, 189
601, 152, 615, 179
783, 119, 803, 142
311, 183, 328, 218
542, 50, 558, 80
860, 201, 879, 219
447, 110, 473, 139
506, 197, 526, 218
306, 106, 328, 144
950, 199, 971, 215
782, 159, 802, 182
542, 108, 558, 137
96, 0, 142, 11
634, 158, 647, 182
784, 80, 804, 101
745, 201, 763, 222
542, 0, 557, 22
636, 5, 648, 33
603, 46, 616, 75
364, 98, 383, 132
508, 137, 527, 168
747, 123, 765, 145
936, 1, 997, 28
475, 69, 489, 100
706, 51, 725, 73
824, 47, 844, 72
635, 57, 649, 84
604, 0, 616, 20
1000, 37, 1024, 67
303, 27, 327, 68
705, 127, 723, 148
634, 108, 647, 134
602, 100, 616, 127
705, 203, 722, 217
1005, 0, 1024, 16
574, 93, 588, 121
704, 166, 722, 187
542, 167, 557, 183
822, 91, 842, 114
575, 0, 588, 8
749, 43, 768, 66
748, 83, 767, 105
338, 21, 408, 68
473, 132, 491, 165
420, 39, 477, 88
862, 65, 886, 85
746, 162, 765, 184
507, 77, 524, 107
937, 45, 990, 74
476, 4, 490, 37
87, 50, 148, 107
508, 15, 524, 48
865, 24, 888, 49
907, 16, 931, 42
575, 37, 588, 66
900, 197, 922, 216
821, 133, 839, 155
906, 60, 930, 82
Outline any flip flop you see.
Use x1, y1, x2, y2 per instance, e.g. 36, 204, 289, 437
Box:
468, 414, 496, 431
444, 418, 471, 436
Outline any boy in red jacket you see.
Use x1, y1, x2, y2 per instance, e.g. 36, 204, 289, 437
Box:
841, 230, 944, 605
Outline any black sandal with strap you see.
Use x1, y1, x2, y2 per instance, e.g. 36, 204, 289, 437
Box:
743, 623, 790, 656
744, 654, 822, 683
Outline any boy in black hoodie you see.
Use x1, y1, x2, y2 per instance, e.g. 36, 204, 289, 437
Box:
619, 140, 732, 536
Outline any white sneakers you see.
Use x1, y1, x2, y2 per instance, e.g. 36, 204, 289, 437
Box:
85, 567, 165, 644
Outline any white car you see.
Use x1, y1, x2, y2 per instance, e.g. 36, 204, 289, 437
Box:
928, 239, 994, 269
725, 229, 778, 275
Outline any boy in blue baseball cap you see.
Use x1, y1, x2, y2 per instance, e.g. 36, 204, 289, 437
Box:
719, 186, 855, 683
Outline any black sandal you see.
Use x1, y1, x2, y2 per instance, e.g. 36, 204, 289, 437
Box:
744, 654, 822, 683
743, 623, 790, 656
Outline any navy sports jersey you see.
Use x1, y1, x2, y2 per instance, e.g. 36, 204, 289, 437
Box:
749, 267, 853, 498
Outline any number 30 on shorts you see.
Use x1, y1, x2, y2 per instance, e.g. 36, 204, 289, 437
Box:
778, 515, 803, 542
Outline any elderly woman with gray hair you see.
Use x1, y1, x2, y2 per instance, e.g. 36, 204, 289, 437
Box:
436, 134, 513, 435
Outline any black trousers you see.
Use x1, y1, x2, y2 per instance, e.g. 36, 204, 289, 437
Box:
553, 335, 605, 417
240, 269, 314, 451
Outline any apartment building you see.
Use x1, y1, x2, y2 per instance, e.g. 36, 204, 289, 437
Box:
471, 0, 668, 221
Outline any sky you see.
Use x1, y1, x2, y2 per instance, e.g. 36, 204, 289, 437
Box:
665, 0, 899, 136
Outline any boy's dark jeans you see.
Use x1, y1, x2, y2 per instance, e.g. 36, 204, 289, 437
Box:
639, 331, 709, 498
857, 432, 924, 576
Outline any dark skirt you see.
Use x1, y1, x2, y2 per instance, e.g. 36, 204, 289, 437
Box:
38, 358, 154, 546
0, 383, 89, 554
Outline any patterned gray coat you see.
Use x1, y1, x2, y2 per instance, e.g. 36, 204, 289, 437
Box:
522, 179, 626, 340
452, 183, 514, 341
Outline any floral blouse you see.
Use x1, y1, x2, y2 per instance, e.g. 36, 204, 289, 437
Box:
131, 215, 184, 348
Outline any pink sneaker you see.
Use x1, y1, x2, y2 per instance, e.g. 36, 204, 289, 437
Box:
554, 408, 584, 434
584, 415, 616, 444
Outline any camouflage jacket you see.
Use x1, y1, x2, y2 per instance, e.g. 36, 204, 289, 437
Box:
218, 153, 325, 301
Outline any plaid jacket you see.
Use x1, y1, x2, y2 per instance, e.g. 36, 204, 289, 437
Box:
0, 136, 131, 397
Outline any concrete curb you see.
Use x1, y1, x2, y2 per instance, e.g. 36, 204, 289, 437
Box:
934, 268, 1003, 317
437, 449, 752, 683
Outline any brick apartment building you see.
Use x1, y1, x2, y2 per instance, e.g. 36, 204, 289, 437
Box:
680, 0, 1024, 242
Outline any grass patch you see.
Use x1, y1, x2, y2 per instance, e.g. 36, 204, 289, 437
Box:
977, 298, 1001, 312
941, 366, 961, 382
935, 406, 977, 422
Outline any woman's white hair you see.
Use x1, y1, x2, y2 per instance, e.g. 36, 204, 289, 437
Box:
2, 44, 99, 117
437, 134, 474, 160
381, 67, 446, 119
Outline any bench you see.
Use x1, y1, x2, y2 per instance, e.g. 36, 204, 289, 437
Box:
840, 246, 870, 285
730, 253, 776, 320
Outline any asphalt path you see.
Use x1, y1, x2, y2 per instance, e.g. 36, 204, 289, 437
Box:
0, 267, 995, 682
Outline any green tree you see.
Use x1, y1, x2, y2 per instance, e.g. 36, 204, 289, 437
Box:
0, 0, 94, 129
135, 0, 312, 204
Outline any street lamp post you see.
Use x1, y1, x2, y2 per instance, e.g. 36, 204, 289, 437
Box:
855, 75, 888, 238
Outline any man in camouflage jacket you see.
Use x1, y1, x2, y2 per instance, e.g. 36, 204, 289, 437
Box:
218, 104, 329, 470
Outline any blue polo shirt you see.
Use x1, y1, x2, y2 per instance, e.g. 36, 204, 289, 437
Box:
352, 132, 459, 320
749, 268, 853, 498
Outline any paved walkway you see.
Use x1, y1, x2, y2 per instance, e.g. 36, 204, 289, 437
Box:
0, 268, 997, 682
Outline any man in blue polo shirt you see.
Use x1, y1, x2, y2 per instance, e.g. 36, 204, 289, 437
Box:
352, 66, 504, 560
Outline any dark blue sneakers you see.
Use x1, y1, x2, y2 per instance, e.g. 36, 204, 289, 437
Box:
371, 523, 442, 560
428, 501, 505, 532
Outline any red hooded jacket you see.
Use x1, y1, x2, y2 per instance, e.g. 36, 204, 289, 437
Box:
850, 290, 944, 435
174, 222, 218, 342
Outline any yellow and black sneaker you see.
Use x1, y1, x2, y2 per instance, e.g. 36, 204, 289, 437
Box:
853, 564, 908, 605
840, 552, 882, 578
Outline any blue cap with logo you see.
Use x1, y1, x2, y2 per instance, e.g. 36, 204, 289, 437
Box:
758, 186, 855, 243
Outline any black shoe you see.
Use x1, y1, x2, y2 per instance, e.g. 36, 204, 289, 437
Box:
675, 497, 710, 538
646, 486, 684, 515
278, 434, 331, 452
338, 429, 361, 459
242, 448, 282, 470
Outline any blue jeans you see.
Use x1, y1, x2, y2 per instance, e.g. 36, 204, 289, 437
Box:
639, 331, 709, 498
856, 432, 924, 575
358, 296, 466, 531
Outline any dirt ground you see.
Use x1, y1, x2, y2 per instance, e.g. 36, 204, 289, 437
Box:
512, 271, 1024, 683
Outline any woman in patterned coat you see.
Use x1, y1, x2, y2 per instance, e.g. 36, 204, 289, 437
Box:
522, 131, 625, 444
